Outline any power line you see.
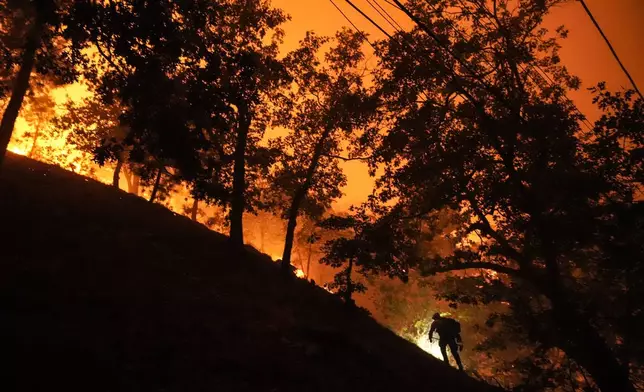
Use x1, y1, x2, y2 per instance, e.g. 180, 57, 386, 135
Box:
330, 0, 433, 104
381, 0, 403, 10
337, 0, 487, 107
334, 0, 591, 132
376, 0, 592, 130
372, 0, 420, 55
384, 0, 597, 138
464, 0, 593, 129
344, 0, 393, 39
366, 0, 401, 33
434, 0, 593, 130
373, 0, 405, 31
578, 0, 643, 100
390, 0, 499, 105
328, 0, 378, 52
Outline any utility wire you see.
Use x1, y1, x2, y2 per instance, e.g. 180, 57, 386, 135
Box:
334, 0, 433, 104
429, 0, 592, 130
390, 0, 502, 105
337, 0, 590, 132
373, 0, 591, 130
366, 0, 401, 32
335, 0, 482, 107
328, 0, 378, 52
344, 0, 393, 39
464, 0, 593, 129
381, 0, 403, 10
578, 0, 643, 100
373, 0, 405, 31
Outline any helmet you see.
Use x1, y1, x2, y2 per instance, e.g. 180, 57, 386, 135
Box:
432, 312, 441, 320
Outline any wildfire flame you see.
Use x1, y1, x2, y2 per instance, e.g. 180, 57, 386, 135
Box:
8, 145, 28, 156
271, 255, 306, 279
414, 333, 446, 361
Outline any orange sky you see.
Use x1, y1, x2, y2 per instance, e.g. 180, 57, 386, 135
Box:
10, 1, 642, 211
272, 0, 644, 209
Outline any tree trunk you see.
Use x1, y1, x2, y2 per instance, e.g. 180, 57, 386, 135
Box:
306, 237, 313, 278
149, 168, 163, 203
281, 127, 333, 273
345, 257, 354, 306
123, 166, 133, 191
541, 246, 636, 392
28, 126, 41, 158
229, 105, 251, 248
191, 198, 198, 221
0, 14, 44, 169
281, 197, 303, 273
551, 295, 635, 392
112, 158, 123, 188
131, 174, 140, 195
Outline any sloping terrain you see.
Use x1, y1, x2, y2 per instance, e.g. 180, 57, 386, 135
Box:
1, 153, 499, 391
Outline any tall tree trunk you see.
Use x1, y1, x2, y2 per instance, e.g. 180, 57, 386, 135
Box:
281, 127, 333, 273
149, 168, 163, 203
112, 158, 123, 188
541, 245, 636, 392
229, 105, 251, 248
123, 166, 133, 191
28, 126, 41, 158
131, 174, 140, 195
306, 237, 313, 278
345, 257, 354, 306
551, 295, 635, 392
0, 14, 45, 169
191, 198, 198, 221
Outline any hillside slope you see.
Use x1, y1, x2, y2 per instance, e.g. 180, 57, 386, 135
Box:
1, 153, 500, 392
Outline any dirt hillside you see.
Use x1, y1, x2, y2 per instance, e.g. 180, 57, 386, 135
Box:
1, 153, 500, 391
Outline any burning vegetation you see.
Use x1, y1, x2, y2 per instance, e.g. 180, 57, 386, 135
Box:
1, 0, 643, 391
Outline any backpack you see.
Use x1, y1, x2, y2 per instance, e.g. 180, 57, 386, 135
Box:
443, 317, 461, 336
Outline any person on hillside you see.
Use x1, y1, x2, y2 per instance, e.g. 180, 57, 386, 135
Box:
429, 312, 464, 371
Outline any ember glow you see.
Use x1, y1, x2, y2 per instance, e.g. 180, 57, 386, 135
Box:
414, 334, 445, 361
270, 254, 306, 279
8, 145, 28, 156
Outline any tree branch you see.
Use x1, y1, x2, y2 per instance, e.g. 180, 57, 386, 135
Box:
323, 153, 373, 161
464, 186, 528, 266
424, 261, 522, 278
92, 36, 127, 78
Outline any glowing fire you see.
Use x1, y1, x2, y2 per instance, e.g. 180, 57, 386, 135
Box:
270, 255, 306, 279
8, 145, 28, 156
414, 333, 446, 360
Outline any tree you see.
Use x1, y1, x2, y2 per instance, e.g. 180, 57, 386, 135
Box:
366, 0, 640, 390
51, 95, 131, 187
242, 209, 285, 255
71, 0, 291, 247
294, 217, 323, 279
21, 81, 56, 158
0, 0, 81, 168
319, 214, 368, 306
585, 84, 644, 388
271, 29, 376, 274
319, 208, 411, 306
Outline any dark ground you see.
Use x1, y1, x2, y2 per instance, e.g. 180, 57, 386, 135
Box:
1, 153, 500, 391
